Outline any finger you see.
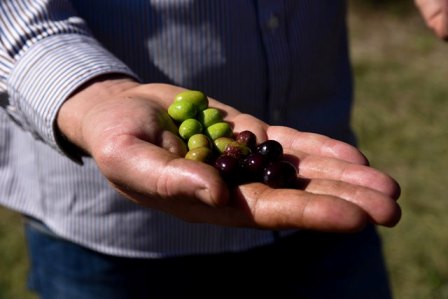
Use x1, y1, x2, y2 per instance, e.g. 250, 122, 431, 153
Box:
288, 154, 401, 200
415, 0, 439, 20
415, 0, 448, 39
442, 0, 448, 39
266, 126, 369, 165
300, 179, 402, 227
158, 129, 188, 156
93, 134, 229, 207
230, 184, 370, 232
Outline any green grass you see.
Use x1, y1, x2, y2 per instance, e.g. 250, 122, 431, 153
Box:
1, 2, 448, 298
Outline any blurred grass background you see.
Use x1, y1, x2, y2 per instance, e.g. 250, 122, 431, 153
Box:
1, 1, 447, 298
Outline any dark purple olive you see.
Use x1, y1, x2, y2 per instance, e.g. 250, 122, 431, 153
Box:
235, 130, 257, 151
263, 161, 297, 189
223, 141, 251, 160
256, 140, 283, 161
214, 155, 242, 184
242, 152, 269, 182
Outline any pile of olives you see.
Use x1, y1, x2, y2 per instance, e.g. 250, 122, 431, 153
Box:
167, 90, 297, 188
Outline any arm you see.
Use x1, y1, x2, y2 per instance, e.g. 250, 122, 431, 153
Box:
415, 0, 448, 40
58, 79, 402, 232
0, 0, 137, 158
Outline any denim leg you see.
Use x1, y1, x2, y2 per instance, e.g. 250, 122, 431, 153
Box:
24, 219, 391, 299
24, 221, 159, 299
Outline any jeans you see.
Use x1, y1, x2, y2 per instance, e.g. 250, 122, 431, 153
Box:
25, 218, 392, 299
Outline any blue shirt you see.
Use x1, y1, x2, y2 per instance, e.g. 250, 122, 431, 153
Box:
0, 0, 354, 258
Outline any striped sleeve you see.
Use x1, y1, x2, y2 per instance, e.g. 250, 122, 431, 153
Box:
0, 0, 138, 154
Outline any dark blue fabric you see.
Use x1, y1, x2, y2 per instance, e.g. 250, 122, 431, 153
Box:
25, 219, 392, 299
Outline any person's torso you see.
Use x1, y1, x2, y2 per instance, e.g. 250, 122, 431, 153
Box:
0, 0, 354, 258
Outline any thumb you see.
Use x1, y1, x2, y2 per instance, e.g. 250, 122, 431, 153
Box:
94, 135, 230, 207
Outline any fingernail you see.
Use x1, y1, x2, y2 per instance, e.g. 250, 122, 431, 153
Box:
196, 188, 227, 207
196, 188, 212, 204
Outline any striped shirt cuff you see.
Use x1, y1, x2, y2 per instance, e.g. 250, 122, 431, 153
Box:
7, 34, 138, 158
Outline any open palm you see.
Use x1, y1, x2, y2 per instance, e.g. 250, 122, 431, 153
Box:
60, 82, 401, 233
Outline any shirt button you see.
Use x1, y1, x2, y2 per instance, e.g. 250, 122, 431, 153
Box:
266, 14, 280, 30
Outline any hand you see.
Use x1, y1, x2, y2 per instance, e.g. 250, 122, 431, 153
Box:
57, 79, 401, 232
415, 0, 448, 40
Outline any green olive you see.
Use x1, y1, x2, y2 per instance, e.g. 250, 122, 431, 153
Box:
206, 122, 233, 140
188, 134, 211, 150
185, 147, 213, 163
168, 100, 197, 122
178, 118, 203, 140
175, 90, 209, 112
197, 108, 223, 128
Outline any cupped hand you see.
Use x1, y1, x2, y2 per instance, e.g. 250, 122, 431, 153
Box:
415, 0, 448, 40
58, 80, 401, 233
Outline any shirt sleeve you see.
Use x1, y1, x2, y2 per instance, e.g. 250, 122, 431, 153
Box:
0, 0, 139, 157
